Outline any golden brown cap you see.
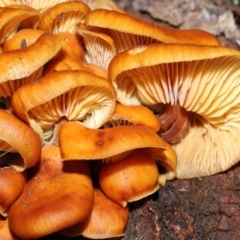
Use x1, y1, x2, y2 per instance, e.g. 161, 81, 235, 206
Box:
104, 102, 160, 132
0, 6, 40, 44
38, 2, 90, 34
8, 145, 94, 239
86, 9, 220, 52
0, 109, 41, 171
0, 32, 66, 97
99, 149, 159, 207
0, 167, 25, 217
60, 188, 129, 238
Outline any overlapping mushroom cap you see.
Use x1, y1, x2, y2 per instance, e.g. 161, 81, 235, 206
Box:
8, 145, 94, 239
38, 1, 90, 34
11, 70, 116, 142
0, 32, 66, 98
0, 6, 41, 44
59, 121, 177, 182
108, 43, 240, 178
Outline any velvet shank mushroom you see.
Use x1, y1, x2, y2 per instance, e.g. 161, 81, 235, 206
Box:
11, 70, 116, 142
76, 26, 117, 70
104, 102, 160, 132
37, 2, 90, 34
60, 188, 129, 238
8, 145, 94, 239
0, 32, 66, 98
99, 148, 160, 206
0, 109, 41, 171
108, 42, 240, 179
0, 167, 26, 217
86, 9, 220, 53
59, 121, 177, 182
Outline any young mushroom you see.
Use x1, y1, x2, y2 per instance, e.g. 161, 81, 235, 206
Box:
108, 42, 240, 179
104, 102, 160, 132
0, 109, 41, 171
99, 148, 159, 206
8, 145, 94, 239
60, 188, 129, 238
37, 1, 90, 34
0, 167, 26, 217
0, 6, 41, 44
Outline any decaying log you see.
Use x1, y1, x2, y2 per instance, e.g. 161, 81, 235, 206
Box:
123, 163, 240, 240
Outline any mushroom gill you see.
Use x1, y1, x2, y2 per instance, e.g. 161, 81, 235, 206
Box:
76, 26, 117, 70
108, 43, 240, 178
11, 70, 116, 142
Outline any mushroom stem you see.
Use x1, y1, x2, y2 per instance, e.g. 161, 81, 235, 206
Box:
156, 104, 193, 144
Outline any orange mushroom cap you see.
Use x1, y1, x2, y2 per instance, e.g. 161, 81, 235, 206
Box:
59, 121, 177, 181
2, 29, 45, 52
109, 43, 240, 178
38, 2, 90, 34
0, 6, 41, 44
0, 32, 66, 97
104, 102, 160, 132
99, 148, 159, 207
8, 145, 94, 239
86, 9, 220, 53
11, 70, 116, 142
0, 167, 26, 217
60, 188, 129, 238
0, 216, 19, 240
76, 27, 117, 69
0, 109, 41, 171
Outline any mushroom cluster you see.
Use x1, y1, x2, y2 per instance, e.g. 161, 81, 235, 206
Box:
0, 0, 240, 239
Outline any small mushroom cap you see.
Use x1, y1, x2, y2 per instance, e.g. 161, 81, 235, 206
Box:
0, 216, 19, 240
104, 102, 160, 132
0, 167, 26, 217
0, 6, 41, 44
38, 2, 90, 34
60, 188, 129, 238
99, 149, 159, 207
8, 145, 94, 239
11, 70, 115, 141
0, 32, 66, 97
0, 109, 41, 171
2, 29, 45, 52
86, 9, 220, 52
